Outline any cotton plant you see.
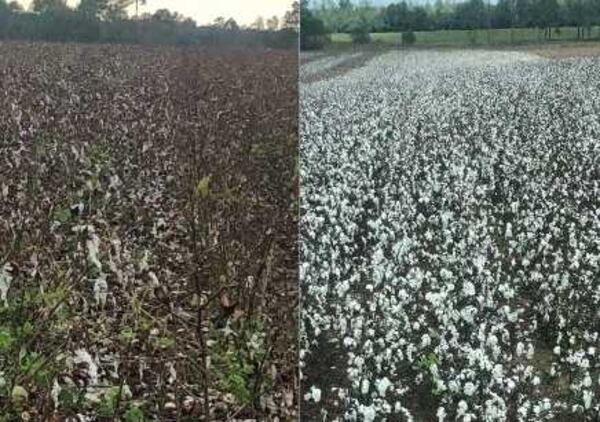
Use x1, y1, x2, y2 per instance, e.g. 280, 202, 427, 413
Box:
301, 50, 600, 420
0, 263, 13, 306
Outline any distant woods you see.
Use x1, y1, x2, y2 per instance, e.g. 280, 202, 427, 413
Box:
302, 0, 600, 47
0, 0, 299, 48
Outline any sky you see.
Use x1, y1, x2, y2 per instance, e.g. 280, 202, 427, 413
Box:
16, 0, 294, 26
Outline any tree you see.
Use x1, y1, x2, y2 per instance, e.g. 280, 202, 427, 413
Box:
8, 1, 22, 12
78, 0, 108, 19
534, 0, 559, 38
134, 0, 145, 19
454, 0, 486, 29
266, 15, 279, 30
75, 0, 126, 20
515, 0, 533, 27
224, 18, 239, 31
32, 0, 69, 14
301, 0, 329, 48
339, 0, 352, 10
383, 2, 410, 31
152, 8, 181, 22
252, 16, 265, 30
283, 0, 300, 30
566, 0, 588, 38
213, 16, 226, 27
349, 15, 371, 43
493, 0, 514, 28
104, 0, 131, 21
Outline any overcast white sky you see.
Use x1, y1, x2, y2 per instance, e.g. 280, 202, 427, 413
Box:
17, 0, 294, 26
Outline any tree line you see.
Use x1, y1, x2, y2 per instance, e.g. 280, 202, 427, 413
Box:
304, 0, 600, 43
0, 0, 299, 47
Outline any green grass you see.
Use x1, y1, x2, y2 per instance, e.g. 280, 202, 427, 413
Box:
330, 26, 600, 46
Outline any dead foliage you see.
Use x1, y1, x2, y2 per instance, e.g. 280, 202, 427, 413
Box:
0, 41, 297, 421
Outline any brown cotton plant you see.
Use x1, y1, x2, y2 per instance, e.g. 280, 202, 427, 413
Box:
0, 42, 297, 421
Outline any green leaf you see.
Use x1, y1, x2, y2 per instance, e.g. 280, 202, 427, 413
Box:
196, 176, 211, 198
119, 327, 136, 343
124, 404, 145, 422
11, 385, 28, 404
155, 336, 175, 349
58, 386, 85, 411
53, 207, 71, 223
0, 328, 13, 350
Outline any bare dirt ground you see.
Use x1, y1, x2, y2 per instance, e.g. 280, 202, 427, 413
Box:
524, 41, 600, 58
301, 50, 385, 84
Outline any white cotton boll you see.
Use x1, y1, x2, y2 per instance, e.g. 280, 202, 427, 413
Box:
310, 386, 321, 403
87, 233, 102, 271
337, 280, 350, 297
460, 306, 477, 323
375, 377, 392, 397
527, 344, 535, 359
51, 379, 61, 409
464, 382, 476, 396
440, 268, 453, 280
93, 274, 108, 307
360, 405, 376, 422
463, 281, 475, 296
583, 374, 592, 387
361, 379, 370, 395
139, 250, 150, 272
0, 263, 13, 306
458, 400, 469, 416
505, 223, 513, 238
437, 407, 447, 421
148, 271, 160, 287
532, 376, 540, 386
492, 364, 503, 380
421, 334, 431, 348
583, 390, 592, 409
516, 342, 525, 356
73, 349, 99, 385
553, 346, 561, 355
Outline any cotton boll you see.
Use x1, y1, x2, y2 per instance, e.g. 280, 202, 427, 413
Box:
310, 386, 322, 403
359, 405, 376, 422
462, 281, 476, 296
421, 334, 431, 348
464, 382, 476, 396
361, 379, 370, 395
437, 406, 447, 421
583, 390, 592, 409
375, 377, 392, 397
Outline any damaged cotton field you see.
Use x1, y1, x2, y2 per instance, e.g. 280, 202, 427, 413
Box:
300, 50, 600, 421
0, 42, 297, 420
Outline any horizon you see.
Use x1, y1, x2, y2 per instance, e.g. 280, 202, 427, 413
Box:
15, 0, 294, 26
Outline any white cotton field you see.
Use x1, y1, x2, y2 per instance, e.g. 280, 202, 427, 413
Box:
300, 50, 600, 421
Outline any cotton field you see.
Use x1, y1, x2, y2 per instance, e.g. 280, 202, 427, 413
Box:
300, 50, 600, 421
0, 43, 297, 420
